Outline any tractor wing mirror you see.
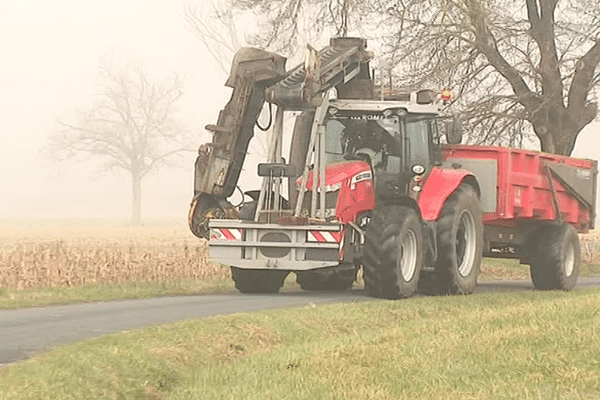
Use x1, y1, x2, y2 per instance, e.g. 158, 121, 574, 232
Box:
445, 118, 463, 145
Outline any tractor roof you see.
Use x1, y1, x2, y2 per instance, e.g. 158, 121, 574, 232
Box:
329, 98, 441, 116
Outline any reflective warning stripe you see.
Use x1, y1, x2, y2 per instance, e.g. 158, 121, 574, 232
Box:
307, 231, 342, 243
213, 228, 242, 241
338, 232, 345, 259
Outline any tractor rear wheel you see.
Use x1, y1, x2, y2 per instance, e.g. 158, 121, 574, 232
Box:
363, 205, 424, 299
530, 224, 580, 291
230, 267, 289, 294
434, 184, 483, 295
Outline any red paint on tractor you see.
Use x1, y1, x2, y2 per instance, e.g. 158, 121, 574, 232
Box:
302, 161, 371, 189
418, 166, 473, 221
299, 161, 376, 224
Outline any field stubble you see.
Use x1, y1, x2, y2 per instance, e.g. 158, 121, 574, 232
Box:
1, 219, 599, 290
0, 219, 228, 290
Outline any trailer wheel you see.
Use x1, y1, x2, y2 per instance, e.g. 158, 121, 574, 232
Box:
363, 205, 424, 299
435, 184, 483, 295
230, 267, 289, 294
530, 224, 580, 291
296, 267, 356, 291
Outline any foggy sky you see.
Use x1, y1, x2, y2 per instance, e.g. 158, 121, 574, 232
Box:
0, 0, 598, 220
0, 0, 227, 219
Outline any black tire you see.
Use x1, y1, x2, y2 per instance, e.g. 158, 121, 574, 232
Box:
434, 184, 483, 295
296, 266, 356, 291
530, 224, 580, 291
230, 200, 289, 294
230, 267, 289, 294
362, 205, 424, 299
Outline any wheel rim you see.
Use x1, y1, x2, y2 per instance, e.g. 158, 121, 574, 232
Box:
399, 230, 418, 281
456, 209, 477, 277
564, 241, 575, 277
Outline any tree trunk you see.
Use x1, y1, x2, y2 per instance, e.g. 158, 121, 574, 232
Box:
531, 102, 597, 156
131, 169, 142, 226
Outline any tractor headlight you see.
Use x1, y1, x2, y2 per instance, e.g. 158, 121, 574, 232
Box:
411, 164, 426, 175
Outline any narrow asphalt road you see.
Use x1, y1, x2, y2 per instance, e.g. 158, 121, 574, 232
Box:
2, 277, 600, 366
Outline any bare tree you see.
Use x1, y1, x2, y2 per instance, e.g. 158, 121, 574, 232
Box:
182, 1, 247, 74
48, 61, 190, 225
381, 0, 600, 156
211, 0, 600, 156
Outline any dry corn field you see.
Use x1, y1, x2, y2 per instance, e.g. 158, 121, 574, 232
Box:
1, 218, 599, 290
581, 232, 600, 265
0, 218, 229, 290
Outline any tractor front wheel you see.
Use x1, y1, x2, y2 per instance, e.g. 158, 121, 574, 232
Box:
363, 205, 424, 299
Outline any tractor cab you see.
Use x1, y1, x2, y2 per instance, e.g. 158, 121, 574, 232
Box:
319, 99, 442, 204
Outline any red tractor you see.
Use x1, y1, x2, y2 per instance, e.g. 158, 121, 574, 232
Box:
190, 38, 597, 299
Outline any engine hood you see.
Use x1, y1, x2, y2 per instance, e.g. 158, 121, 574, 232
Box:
300, 161, 371, 191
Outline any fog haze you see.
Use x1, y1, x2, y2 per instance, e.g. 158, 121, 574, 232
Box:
0, 1, 598, 221
0, 0, 228, 219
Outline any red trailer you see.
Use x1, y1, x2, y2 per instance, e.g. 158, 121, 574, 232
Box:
440, 145, 597, 290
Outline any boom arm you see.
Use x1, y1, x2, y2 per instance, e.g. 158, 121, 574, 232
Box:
194, 48, 286, 199
190, 38, 374, 238
266, 37, 373, 109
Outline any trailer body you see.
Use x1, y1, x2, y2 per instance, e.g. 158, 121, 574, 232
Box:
443, 145, 596, 229
441, 145, 597, 262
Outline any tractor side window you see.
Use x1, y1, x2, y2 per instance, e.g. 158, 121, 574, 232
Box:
405, 118, 431, 166
324, 119, 346, 164
375, 116, 401, 173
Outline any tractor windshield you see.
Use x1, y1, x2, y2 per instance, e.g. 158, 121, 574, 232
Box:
325, 111, 437, 173
325, 113, 402, 173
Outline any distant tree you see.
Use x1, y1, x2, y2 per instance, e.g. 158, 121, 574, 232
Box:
200, 0, 600, 156
182, 1, 247, 74
48, 61, 190, 225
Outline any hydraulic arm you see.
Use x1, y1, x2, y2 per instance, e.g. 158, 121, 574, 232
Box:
190, 38, 373, 238
194, 48, 286, 199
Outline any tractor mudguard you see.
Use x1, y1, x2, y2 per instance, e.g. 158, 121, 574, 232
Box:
418, 166, 477, 221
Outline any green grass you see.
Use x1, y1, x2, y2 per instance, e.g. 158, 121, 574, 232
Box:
480, 257, 530, 280
0, 278, 234, 310
1, 289, 599, 399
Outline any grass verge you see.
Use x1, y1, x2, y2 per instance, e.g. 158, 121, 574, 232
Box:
1, 289, 599, 399
0, 277, 234, 310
